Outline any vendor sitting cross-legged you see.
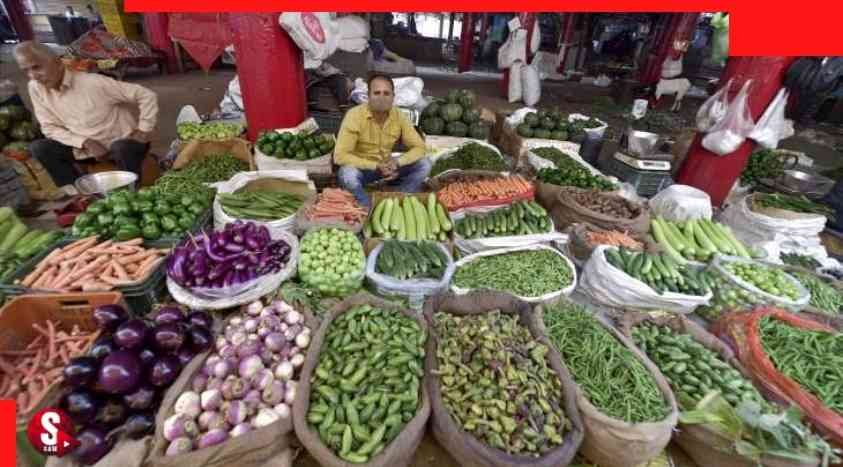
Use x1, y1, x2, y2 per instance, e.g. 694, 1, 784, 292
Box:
335, 74, 430, 207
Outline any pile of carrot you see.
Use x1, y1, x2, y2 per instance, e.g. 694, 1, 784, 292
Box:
18, 236, 168, 292
436, 175, 534, 211
304, 188, 368, 224
0, 321, 98, 415
586, 230, 644, 250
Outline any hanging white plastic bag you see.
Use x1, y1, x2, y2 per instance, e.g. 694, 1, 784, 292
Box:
279, 13, 340, 67
702, 80, 756, 155
748, 87, 793, 149
508, 61, 524, 103
696, 78, 733, 132
649, 185, 713, 221
521, 63, 541, 106
661, 55, 683, 79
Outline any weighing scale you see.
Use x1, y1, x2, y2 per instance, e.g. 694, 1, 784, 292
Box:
602, 128, 674, 197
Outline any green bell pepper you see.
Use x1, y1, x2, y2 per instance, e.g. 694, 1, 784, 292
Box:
115, 215, 139, 228
181, 195, 194, 208
115, 225, 142, 241
112, 201, 132, 216
74, 212, 94, 228
137, 200, 154, 212
161, 215, 178, 232
97, 213, 114, 226
142, 224, 162, 240
189, 203, 205, 216
86, 203, 105, 215
137, 187, 154, 200
179, 215, 195, 230
156, 201, 172, 215
142, 213, 159, 226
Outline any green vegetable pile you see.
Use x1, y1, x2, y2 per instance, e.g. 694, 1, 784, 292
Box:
176, 121, 243, 141
453, 249, 573, 298
455, 201, 551, 239
298, 228, 366, 296
534, 154, 616, 192
430, 142, 506, 177
790, 271, 843, 315
651, 217, 753, 263
73, 188, 210, 241
515, 109, 571, 141
740, 149, 793, 186
0, 207, 62, 283
169, 153, 249, 184
755, 193, 835, 219
375, 240, 449, 280
434, 309, 569, 455
631, 323, 765, 408
0, 104, 40, 149
218, 191, 304, 221
760, 316, 843, 412
781, 253, 822, 270
723, 262, 802, 301
542, 301, 670, 423
364, 194, 452, 242
256, 131, 335, 160
605, 248, 714, 296
420, 89, 490, 140
307, 304, 425, 463
150, 174, 216, 201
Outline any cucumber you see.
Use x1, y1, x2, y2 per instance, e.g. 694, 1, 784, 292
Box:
395, 207, 407, 241
427, 193, 440, 235
666, 220, 696, 258
618, 248, 632, 268
363, 220, 373, 238
606, 249, 624, 269
713, 223, 751, 258
12, 230, 41, 256
436, 203, 452, 232
651, 218, 687, 264
412, 198, 428, 240
651, 255, 670, 280
691, 220, 718, 256
641, 255, 653, 275
699, 219, 734, 255
372, 200, 387, 235
0, 219, 13, 240
529, 201, 547, 216
630, 253, 645, 277
0, 221, 27, 254
403, 199, 417, 241
0, 207, 13, 224
381, 200, 394, 235
657, 218, 686, 256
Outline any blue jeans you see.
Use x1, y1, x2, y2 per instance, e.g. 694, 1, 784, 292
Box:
337, 158, 432, 207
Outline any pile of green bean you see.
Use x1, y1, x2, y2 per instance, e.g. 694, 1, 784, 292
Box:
542, 302, 670, 423
152, 174, 216, 201
434, 310, 569, 456
755, 193, 835, 219
219, 191, 304, 220
790, 271, 843, 315
781, 252, 821, 270
760, 316, 843, 412
453, 249, 573, 297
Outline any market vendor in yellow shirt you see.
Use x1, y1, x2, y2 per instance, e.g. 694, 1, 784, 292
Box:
335, 74, 430, 207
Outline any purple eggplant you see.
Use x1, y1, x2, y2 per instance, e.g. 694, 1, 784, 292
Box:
177, 347, 196, 366
74, 427, 113, 465
168, 247, 189, 285
62, 390, 99, 424
63, 357, 99, 387
89, 336, 117, 361
224, 242, 246, 254
187, 311, 212, 330
152, 322, 186, 352
188, 326, 213, 353
98, 350, 142, 395
149, 354, 182, 387
92, 305, 128, 332
124, 412, 155, 439
123, 384, 156, 411
154, 306, 185, 325
114, 319, 149, 350
138, 348, 157, 370
95, 398, 128, 429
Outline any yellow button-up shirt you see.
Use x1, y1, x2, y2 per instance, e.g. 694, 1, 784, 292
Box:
334, 104, 426, 171
28, 69, 159, 160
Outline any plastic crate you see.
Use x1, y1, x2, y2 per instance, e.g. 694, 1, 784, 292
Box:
603, 156, 673, 197
310, 111, 344, 135
120, 263, 167, 317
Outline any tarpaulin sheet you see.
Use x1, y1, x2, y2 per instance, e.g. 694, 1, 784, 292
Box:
168, 13, 233, 71
67, 26, 154, 60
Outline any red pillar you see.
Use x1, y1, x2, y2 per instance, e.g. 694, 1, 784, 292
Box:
143, 14, 178, 73
676, 56, 798, 206
640, 13, 699, 86
229, 13, 306, 142
3, 0, 33, 41
458, 13, 474, 73
557, 13, 576, 73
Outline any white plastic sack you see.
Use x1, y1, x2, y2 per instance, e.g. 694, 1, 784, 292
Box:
337, 15, 369, 40
451, 245, 577, 303
661, 55, 683, 79
702, 80, 755, 155
748, 87, 794, 149
349, 76, 424, 108
532, 51, 562, 81
167, 230, 299, 310
696, 78, 733, 132
508, 61, 524, 103
213, 169, 316, 235
279, 13, 340, 69
521, 64, 541, 106
450, 205, 566, 255
709, 255, 810, 311
496, 17, 540, 69
567, 113, 609, 139
365, 242, 455, 300
580, 245, 713, 313
649, 185, 713, 221
504, 106, 537, 127
338, 37, 369, 53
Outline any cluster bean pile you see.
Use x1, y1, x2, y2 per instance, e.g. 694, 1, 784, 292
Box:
533, 147, 616, 192
755, 193, 835, 218
434, 310, 569, 455
453, 249, 573, 298
430, 143, 506, 177
542, 302, 670, 423
156, 154, 249, 188
307, 305, 425, 463
790, 271, 843, 315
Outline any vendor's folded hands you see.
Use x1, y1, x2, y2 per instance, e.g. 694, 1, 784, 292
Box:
378, 159, 399, 180
83, 138, 109, 159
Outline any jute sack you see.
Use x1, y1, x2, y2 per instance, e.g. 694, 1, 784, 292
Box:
550, 186, 650, 234
47, 438, 151, 467
423, 291, 584, 467
292, 292, 431, 467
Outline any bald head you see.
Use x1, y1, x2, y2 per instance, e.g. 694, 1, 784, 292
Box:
14, 41, 63, 89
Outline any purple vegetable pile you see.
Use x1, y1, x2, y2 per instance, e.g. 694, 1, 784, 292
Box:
61, 304, 212, 465
163, 300, 310, 456
167, 221, 292, 290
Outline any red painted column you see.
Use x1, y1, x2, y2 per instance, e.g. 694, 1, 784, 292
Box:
557, 13, 576, 73
676, 56, 798, 206
228, 13, 306, 142
143, 14, 178, 73
640, 13, 699, 86
457, 13, 474, 73
3, 0, 33, 41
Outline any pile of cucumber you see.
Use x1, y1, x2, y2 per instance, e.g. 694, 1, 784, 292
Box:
0, 207, 62, 283
651, 217, 753, 263
364, 194, 453, 242
454, 201, 550, 239
375, 240, 449, 280
604, 247, 714, 296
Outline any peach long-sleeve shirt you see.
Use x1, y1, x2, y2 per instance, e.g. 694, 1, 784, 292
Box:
28, 69, 159, 160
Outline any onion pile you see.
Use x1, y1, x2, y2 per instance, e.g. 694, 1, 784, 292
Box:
61, 304, 210, 465
167, 221, 291, 289
163, 300, 310, 455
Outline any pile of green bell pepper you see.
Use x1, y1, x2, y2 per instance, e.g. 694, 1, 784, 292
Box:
72, 188, 210, 241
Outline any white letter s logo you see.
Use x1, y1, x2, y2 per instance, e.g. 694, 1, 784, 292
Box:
40, 412, 60, 446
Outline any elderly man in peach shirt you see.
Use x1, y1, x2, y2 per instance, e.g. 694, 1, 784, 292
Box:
14, 41, 158, 191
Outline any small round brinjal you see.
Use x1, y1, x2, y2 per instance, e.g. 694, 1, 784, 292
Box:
176, 347, 196, 367
95, 398, 128, 429
62, 390, 99, 425
63, 357, 99, 387
89, 336, 117, 361
74, 426, 113, 465
187, 311, 212, 330
92, 304, 128, 332
148, 354, 182, 387
188, 326, 213, 353
98, 350, 142, 395
138, 348, 157, 370
123, 385, 156, 411
154, 306, 185, 325
114, 319, 149, 350
124, 413, 155, 439
152, 322, 186, 353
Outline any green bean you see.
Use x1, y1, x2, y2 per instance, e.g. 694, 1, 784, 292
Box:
453, 249, 573, 297
756, 193, 835, 219
780, 253, 822, 270
542, 301, 670, 423
790, 271, 843, 315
